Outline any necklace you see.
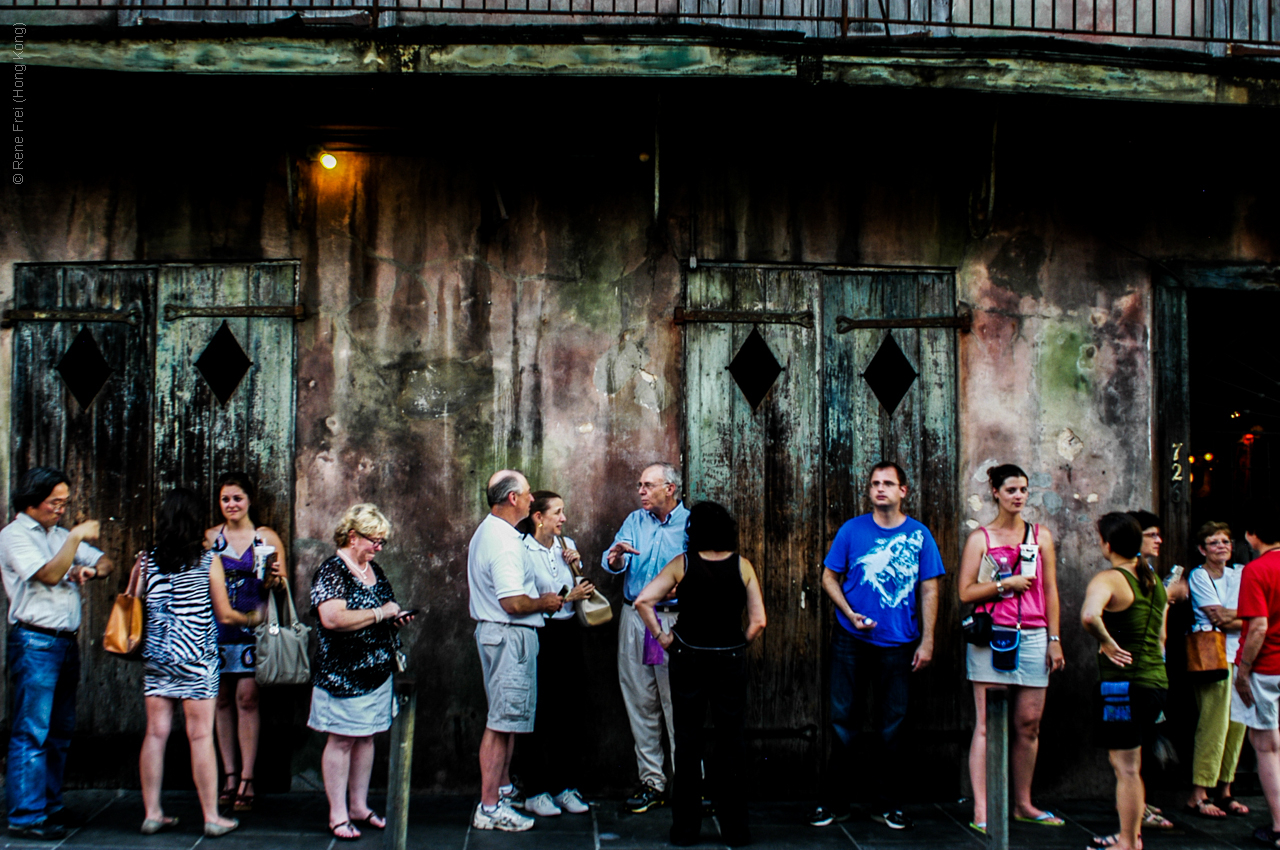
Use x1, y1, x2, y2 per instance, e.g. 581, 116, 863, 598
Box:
338, 549, 373, 583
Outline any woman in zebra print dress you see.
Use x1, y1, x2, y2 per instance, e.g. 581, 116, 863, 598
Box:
138, 489, 266, 838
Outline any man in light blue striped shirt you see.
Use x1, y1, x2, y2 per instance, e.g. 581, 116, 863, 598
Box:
601, 462, 689, 813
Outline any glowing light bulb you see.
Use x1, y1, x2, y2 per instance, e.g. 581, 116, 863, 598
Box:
1203, 452, 1214, 462
320, 153, 337, 169
1189, 456, 1196, 464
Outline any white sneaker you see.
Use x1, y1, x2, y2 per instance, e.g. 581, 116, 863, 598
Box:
554, 788, 589, 814
525, 793, 562, 817
472, 802, 534, 832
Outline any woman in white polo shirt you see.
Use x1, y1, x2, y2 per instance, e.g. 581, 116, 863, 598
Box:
513, 491, 597, 818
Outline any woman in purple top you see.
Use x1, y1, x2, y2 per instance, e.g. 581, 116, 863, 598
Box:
204, 472, 288, 813
957, 464, 1065, 834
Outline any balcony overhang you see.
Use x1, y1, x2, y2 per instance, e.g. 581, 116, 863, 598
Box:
16, 33, 1280, 105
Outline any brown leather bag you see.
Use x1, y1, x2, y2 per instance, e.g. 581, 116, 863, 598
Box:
104, 551, 146, 659
1185, 629, 1228, 680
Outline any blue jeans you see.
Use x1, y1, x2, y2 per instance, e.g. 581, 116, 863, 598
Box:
821, 628, 914, 811
6, 627, 79, 828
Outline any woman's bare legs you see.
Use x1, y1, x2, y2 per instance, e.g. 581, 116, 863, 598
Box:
1011, 686, 1051, 819
1110, 746, 1144, 850
969, 682, 994, 825
140, 697, 174, 822
184, 698, 238, 828
348, 736, 376, 820
215, 676, 239, 795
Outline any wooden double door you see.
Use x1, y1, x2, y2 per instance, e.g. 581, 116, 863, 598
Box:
682, 264, 965, 794
6, 261, 299, 736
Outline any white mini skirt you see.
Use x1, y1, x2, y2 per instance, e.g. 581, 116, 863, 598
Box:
966, 626, 1050, 688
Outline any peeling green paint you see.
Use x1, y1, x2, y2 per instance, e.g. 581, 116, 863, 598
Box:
1038, 322, 1093, 396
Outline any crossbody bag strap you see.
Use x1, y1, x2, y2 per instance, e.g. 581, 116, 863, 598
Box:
557, 535, 584, 579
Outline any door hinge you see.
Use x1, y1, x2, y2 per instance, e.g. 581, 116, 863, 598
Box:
835, 312, 972, 334
674, 307, 814, 329
163, 304, 306, 322
1, 309, 141, 328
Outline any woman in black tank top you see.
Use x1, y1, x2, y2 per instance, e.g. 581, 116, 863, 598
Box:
635, 502, 767, 847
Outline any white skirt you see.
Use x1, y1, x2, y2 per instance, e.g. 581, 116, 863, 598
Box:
966, 627, 1050, 688
307, 675, 398, 736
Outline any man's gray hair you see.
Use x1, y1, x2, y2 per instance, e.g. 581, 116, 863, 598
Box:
487, 472, 524, 507
646, 462, 682, 491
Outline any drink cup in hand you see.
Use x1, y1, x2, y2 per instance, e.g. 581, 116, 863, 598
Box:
252, 545, 276, 581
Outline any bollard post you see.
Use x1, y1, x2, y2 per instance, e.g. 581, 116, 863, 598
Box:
385, 675, 417, 850
985, 688, 1009, 850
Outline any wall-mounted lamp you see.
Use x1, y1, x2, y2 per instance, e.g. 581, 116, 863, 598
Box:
306, 145, 338, 169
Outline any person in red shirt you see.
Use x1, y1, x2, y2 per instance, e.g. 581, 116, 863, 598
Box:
1230, 506, 1280, 848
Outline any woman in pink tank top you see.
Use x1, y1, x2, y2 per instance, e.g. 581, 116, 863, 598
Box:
957, 464, 1065, 834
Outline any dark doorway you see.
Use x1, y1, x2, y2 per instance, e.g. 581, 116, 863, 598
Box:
1187, 288, 1280, 541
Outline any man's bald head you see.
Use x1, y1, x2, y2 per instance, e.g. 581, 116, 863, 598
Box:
487, 470, 528, 507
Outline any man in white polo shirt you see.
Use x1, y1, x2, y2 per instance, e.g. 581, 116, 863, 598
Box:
468, 469, 563, 832
0, 467, 112, 841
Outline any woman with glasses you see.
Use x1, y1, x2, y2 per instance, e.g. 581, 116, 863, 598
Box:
309, 504, 415, 841
1184, 521, 1250, 819
205, 472, 288, 813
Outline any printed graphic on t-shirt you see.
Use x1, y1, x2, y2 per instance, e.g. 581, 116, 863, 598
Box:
857, 530, 924, 608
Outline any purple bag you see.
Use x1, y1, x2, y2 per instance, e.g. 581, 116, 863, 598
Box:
643, 630, 667, 665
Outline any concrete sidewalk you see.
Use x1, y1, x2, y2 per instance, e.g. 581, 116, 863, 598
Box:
5, 790, 1273, 850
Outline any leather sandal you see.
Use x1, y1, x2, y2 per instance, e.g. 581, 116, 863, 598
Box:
1219, 795, 1250, 815
218, 773, 238, 808
234, 777, 255, 812
351, 811, 386, 829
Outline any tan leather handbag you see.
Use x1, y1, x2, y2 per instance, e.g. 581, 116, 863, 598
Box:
559, 537, 614, 627
104, 551, 146, 659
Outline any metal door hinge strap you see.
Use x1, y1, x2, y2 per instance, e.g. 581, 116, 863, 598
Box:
674, 307, 814, 329
836, 312, 972, 333
164, 304, 306, 322
1, 309, 140, 328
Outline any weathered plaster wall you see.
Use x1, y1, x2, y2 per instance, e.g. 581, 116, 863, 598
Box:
1, 70, 1277, 795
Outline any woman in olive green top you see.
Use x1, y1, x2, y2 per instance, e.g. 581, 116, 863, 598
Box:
1081, 512, 1169, 850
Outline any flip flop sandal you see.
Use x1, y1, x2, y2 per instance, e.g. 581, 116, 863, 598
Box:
1185, 799, 1227, 819
1091, 834, 1119, 848
969, 822, 987, 834
330, 821, 362, 841
352, 811, 386, 829
1142, 808, 1174, 829
1218, 796, 1250, 815
1015, 812, 1065, 826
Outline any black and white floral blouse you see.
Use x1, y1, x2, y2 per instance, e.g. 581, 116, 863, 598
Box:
309, 555, 399, 697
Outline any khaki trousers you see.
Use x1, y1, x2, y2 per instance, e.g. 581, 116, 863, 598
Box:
1192, 663, 1248, 788
618, 603, 677, 791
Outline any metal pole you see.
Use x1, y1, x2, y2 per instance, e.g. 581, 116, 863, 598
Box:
985, 688, 1009, 850
385, 675, 417, 850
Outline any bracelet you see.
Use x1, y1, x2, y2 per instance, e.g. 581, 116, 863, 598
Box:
1048, 635, 1061, 642
374, 608, 383, 624
995, 580, 1005, 595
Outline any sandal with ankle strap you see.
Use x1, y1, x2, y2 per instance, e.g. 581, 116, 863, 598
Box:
218, 773, 238, 808
234, 777, 255, 812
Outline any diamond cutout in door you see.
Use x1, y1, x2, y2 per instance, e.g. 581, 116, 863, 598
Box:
728, 328, 783, 412
56, 327, 114, 410
861, 332, 918, 415
194, 321, 253, 405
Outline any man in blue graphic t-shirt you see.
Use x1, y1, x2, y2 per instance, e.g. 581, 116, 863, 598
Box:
810, 461, 943, 832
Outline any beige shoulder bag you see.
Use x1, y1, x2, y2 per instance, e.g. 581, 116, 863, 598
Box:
559, 536, 614, 627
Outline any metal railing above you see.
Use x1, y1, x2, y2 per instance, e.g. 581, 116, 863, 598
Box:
5, 0, 1278, 49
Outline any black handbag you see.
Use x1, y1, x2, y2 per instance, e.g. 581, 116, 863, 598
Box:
962, 607, 993, 645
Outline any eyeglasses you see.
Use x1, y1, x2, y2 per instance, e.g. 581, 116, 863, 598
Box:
1143, 531, 1162, 540
637, 482, 671, 492
357, 531, 386, 548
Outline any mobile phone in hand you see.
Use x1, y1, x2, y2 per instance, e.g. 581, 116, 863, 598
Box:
395, 609, 420, 621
